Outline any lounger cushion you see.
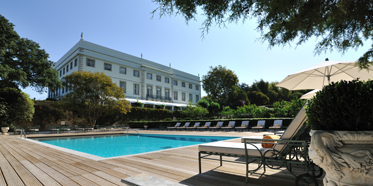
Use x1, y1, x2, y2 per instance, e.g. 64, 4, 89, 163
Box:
257, 125, 262, 127
241, 125, 245, 127
274, 125, 280, 127
240, 136, 263, 143
199, 142, 272, 157
261, 135, 280, 148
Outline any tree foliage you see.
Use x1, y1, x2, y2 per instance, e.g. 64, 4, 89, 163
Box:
182, 101, 209, 119
0, 87, 34, 125
239, 80, 309, 105
246, 91, 270, 105
61, 71, 131, 127
152, 0, 373, 69
202, 65, 238, 100
0, 14, 61, 91
197, 98, 210, 108
201, 66, 249, 108
209, 102, 220, 114
273, 99, 306, 117
227, 86, 249, 108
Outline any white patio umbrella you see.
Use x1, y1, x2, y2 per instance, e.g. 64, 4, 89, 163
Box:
277, 60, 373, 90
300, 89, 320, 99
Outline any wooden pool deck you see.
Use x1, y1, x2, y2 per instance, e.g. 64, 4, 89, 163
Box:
0, 131, 323, 186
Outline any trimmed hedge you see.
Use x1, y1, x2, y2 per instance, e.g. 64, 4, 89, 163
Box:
307, 79, 373, 130
125, 107, 173, 121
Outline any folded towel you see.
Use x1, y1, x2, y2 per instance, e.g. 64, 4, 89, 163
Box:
261, 135, 281, 148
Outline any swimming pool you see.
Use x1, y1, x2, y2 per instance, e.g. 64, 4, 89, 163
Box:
31, 134, 236, 159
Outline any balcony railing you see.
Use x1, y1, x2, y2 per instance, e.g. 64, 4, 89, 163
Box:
146, 94, 172, 101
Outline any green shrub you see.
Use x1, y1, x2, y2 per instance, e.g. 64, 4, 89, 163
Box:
209, 102, 220, 114
164, 118, 173, 121
306, 79, 373, 130
210, 117, 216, 120
173, 110, 185, 118
203, 117, 209, 120
46, 98, 58, 101
124, 107, 173, 121
184, 117, 192, 121
132, 102, 144, 108
1, 123, 9, 128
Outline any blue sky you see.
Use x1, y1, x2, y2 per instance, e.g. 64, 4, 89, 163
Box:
1, 1, 371, 100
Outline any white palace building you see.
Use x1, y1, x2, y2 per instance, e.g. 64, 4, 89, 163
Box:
48, 39, 201, 110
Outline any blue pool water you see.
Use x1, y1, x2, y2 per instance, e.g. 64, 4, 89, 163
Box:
32, 134, 236, 158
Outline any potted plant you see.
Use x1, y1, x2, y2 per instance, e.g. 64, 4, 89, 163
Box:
1, 124, 10, 135
306, 79, 373, 186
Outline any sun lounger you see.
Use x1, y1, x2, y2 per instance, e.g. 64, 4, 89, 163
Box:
235, 121, 249, 131
177, 122, 190, 130
262, 131, 285, 137
199, 105, 321, 185
60, 127, 71, 133
251, 120, 265, 131
167, 122, 181, 130
209, 121, 224, 131
186, 122, 200, 131
196, 122, 211, 131
268, 120, 283, 131
221, 121, 235, 131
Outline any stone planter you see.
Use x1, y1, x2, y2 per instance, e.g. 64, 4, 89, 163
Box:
309, 130, 373, 186
1, 127, 9, 135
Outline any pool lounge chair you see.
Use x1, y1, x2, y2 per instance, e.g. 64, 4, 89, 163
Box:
262, 130, 285, 137
186, 122, 200, 131
167, 122, 181, 131
268, 120, 283, 131
221, 121, 235, 131
251, 120, 265, 131
196, 122, 211, 131
209, 122, 224, 131
60, 126, 71, 133
198, 105, 321, 185
235, 121, 249, 131
177, 122, 190, 130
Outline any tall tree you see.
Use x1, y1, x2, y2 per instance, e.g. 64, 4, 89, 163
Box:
61, 71, 131, 127
246, 91, 269, 106
227, 86, 249, 109
202, 65, 239, 103
152, 0, 373, 69
0, 87, 34, 125
0, 14, 61, 91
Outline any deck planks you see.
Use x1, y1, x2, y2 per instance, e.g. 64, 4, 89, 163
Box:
0, 143, 42, 186
0, 145, 25, 186
0, 168, 8, 186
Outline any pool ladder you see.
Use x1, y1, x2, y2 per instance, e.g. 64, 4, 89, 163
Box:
126, 127, 139, 135
20, 129, 27, 139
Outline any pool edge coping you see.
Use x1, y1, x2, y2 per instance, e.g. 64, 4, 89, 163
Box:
24, 134, 240, 161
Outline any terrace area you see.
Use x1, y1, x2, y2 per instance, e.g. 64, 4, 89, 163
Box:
0, 131, 323, 186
